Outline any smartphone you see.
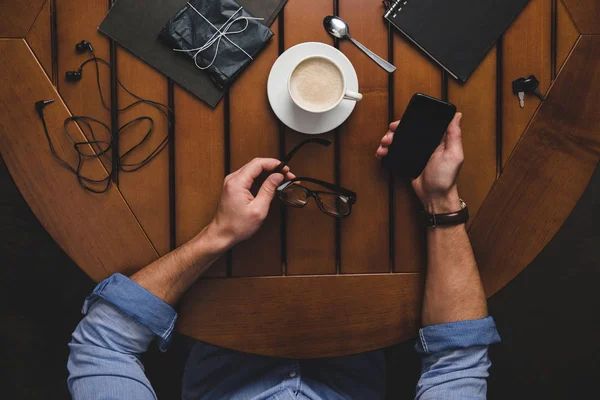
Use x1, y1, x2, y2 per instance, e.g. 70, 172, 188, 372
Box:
382, 93, 456, 178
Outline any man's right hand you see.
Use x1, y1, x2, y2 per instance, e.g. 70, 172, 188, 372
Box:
376, 112, 464, 214
206, 158, 295, 249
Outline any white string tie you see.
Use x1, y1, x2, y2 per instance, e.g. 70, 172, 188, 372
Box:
173, 2, 263, 70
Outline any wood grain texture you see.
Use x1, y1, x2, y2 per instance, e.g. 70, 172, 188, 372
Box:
501, 0, 552, 167
56, 0, 111, 126
0, 39, 157, 282
3, 0, 595, 360
471, 36, 600, 297
449, 48, 497, 221
338, 0, 389, 273
175, 86, 226, 277
115, 48, 170, 256
283, 0, 336, 275
229, 19, 282, 277
0, 0, 47, 37
392, 36, 440, 272
562, 0, 600, 34
25, 0, 52, 79
556, 0, 580, 73
177, 273, 423, 358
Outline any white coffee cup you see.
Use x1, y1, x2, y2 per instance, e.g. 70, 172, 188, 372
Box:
288, 55, 362, 114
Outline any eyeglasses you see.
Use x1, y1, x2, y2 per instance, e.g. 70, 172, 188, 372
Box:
275, 139, 357, 218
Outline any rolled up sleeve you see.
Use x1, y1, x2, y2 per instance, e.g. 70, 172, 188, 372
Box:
415, 317, 501, 400
67, 273, 178, 400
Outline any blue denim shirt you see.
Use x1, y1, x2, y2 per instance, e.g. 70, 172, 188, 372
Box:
68, 274, 501, 399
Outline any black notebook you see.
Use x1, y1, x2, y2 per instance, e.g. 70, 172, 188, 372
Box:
385, 0, 529, 82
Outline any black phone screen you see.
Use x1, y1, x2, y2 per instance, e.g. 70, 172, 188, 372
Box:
382, 93, 456, 178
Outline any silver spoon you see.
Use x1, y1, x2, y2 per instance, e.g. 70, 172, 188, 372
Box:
323, 16, 396, 73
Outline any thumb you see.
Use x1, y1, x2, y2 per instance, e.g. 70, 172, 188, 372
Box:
253, 173, 284, 208
445, 112, 463, 154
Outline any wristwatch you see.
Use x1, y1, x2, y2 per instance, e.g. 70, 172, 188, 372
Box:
422, 199, 469, 228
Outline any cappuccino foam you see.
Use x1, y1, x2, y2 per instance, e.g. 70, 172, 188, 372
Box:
290, 58, 344, 112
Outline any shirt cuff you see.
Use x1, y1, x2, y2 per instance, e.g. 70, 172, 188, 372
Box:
415, 316, 501, 355
82, 273, 178, 351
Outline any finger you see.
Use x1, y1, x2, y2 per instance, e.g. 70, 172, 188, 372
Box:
380, 130, 394, 147
375, 145, 389, 159
224, 169, 240, 182
253, 173, 285, 210
274, 164, 294, 180
235, 158, 282, 187
445, 113, 463, 154
389, 120, 400, 131
285, 171, 296, 180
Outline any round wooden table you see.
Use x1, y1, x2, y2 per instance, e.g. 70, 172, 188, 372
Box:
1, 0, 599, 358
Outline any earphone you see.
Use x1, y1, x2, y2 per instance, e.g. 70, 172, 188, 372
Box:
65, 70, 82, 82
39, 40, 173, 193
65, 41, 93, 82
75, 40, 94, 53
65, 41, 93, 81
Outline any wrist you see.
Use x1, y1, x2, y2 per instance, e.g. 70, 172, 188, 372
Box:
190, 221, 234, 256
422, 189, 461, 214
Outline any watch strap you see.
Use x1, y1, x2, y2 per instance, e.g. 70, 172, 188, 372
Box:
423, 199, 469, 227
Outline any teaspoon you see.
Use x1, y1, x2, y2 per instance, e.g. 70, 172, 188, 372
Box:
323, 16, 396, 73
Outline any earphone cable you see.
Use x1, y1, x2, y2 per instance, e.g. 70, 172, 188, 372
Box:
39, 51, 172, 193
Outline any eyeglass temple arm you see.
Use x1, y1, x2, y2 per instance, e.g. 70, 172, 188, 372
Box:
274, 138, 332, 173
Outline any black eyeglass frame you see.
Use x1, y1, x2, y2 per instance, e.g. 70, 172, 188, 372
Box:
276, 177, 357, 217
274, 138, 357, 218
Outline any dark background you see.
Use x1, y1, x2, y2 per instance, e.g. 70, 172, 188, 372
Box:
2, 154, 599, 400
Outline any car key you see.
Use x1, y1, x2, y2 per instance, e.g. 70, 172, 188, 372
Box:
523, 75, 546, 101
512, 78, 527, 108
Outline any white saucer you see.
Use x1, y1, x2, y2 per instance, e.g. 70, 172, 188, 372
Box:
267, 42, 359, 135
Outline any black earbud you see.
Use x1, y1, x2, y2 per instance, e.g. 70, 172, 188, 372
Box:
68, 40, 94, 82
75, 40, 94, 53
66, 70, 82, 82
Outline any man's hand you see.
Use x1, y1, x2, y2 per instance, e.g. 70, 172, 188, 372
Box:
376, 112, 464, 213
208, 158, 295, 248
130, 158, 293, 306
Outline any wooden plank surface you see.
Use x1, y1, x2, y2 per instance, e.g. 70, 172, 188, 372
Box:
178, 273, 422, 358
449, 48, 497, 221
338, 0, 390, 273
501, 0, 552, 167
229, 19, 282, 277
115, 48, 170, 256
0, 0, 47, 37
0, 39, 157, 282
3, 0, 594, 360
56, 0, 111, 128
556, 0, 580, 73
283, 0, 337, 275
470, 36, 600, 297
175, 87, 226, 277
562, 0, 600, 34
57, 0, 168, 255
25, 0, 52, 79
391, 37, 440, 272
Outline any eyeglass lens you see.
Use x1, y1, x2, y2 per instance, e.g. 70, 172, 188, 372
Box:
278, 183, 351, 217
316, 192, 351, 216
278, 183, 309, 207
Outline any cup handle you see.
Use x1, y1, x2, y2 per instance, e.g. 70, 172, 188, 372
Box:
343, 90, 363, 102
